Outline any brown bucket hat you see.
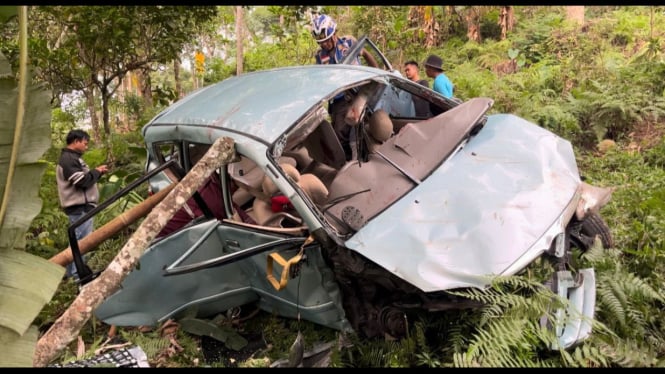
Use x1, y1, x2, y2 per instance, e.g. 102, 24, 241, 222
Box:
424, 54, 444, 71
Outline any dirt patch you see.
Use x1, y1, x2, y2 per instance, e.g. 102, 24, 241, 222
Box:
626, 120, 665, 152
201, 332, 267, 367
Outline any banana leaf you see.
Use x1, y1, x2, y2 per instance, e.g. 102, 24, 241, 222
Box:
0, 6, 64, 367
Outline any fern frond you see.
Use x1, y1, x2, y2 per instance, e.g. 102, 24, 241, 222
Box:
479, 303, 504, 322
412, 321, 428, 352
558, 343, 611, 368
442, 314, 474, 354
579, 237, 607, 264
619, 271, 664, 302
595, 337, 659, 367
597, 275, 628, 326
596, 267, 663, 339
119, 329, 171, 360
452, 352, 479, 368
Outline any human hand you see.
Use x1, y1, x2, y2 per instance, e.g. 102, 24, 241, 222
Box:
96, 165, 109, 174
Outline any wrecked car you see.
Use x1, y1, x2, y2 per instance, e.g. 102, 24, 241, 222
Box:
91, 38, 614, 350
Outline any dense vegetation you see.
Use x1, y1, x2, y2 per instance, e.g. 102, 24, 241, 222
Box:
2, 5, 665, 367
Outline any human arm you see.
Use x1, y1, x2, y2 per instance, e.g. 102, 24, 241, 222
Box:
361, 48, 378, 68
60, 152, 107, 189
314, 50, 324, 64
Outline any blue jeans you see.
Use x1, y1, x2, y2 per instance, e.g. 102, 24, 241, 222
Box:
65, 211, 93, 279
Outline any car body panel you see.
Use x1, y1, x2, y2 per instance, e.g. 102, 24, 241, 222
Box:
549, 268, 596, 349
95, 219, 350, 331
343, 113, 581, 292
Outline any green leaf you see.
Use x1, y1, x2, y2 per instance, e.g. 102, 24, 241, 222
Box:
0, 325, 39, 367
508, 48, 519, 60
0, 6, 17, 23
0, 62, 52, 249
0, 11, 60, 365
179, 317, 248, 351
0, 250, 62, 335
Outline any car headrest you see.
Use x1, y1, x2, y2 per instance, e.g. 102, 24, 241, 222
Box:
228, 156, 263, 191
368, 109, 393, 143
298, 173, 328, 206
261, 163, 300, 196
229, 156, 297, 192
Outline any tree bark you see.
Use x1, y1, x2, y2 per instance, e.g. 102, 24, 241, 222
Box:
235, 6, 244, 76
499, 6, 515, 40
566, 6, 584, 26
101, 88, 111, 136
140, 68, 153, 109
408, 6, 437, 48
83, 87, 99, 143
174, 58, 183, 99
32, 137, 236, 367
48, 184, 175, 267
465, 7, 482, 43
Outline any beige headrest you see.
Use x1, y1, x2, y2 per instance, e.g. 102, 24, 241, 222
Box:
230, 156, 299, 192
298, 173, 328, 206
282, 163, 300, 180
261, 163, 301, 197
368, 109, 393, 143
228, 156, 263, 190
279, 156, 297, 168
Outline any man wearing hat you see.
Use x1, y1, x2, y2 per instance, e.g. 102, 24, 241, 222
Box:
424, 54, 454, 99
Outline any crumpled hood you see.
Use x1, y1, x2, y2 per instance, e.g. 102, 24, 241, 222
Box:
344, 113, 581, 292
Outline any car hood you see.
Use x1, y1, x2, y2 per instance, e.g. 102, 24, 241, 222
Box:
344, 113, 581, 292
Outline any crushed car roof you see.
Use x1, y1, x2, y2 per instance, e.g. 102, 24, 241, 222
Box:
144, 65, 385, 144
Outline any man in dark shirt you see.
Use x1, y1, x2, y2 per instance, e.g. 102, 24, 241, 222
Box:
404, 60, 432, 118
56, 129, 108, 280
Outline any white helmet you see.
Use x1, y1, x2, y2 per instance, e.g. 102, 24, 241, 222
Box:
311, 14, 337, 42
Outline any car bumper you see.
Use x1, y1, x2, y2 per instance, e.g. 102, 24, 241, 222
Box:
543, 268, 596, 349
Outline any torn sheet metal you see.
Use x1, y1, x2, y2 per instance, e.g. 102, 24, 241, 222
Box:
345, 113, 582, 292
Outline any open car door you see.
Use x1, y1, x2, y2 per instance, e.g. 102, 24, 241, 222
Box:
341, 35, 396, 74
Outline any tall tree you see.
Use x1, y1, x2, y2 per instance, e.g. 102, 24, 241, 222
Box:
411, 6, 438, 48
498, 6, 515, 40
235, 6, 244, 75
30, 6, 217, 139
462, 6, 485, 43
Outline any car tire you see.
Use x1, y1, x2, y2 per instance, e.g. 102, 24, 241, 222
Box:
569, 211, 613, 250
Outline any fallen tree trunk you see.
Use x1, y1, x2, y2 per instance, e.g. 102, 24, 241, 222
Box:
49, 183, 176, 267
33, 137, 236, 367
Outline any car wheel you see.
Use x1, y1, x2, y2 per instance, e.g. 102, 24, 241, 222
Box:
569, 211, 613, 251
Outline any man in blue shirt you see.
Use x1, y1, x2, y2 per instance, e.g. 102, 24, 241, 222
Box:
424, 54, 454, 99
311, 14, 378, 161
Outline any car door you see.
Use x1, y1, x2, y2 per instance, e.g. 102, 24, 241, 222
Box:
341, 35, 395, 73
95, 153, 349, 331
